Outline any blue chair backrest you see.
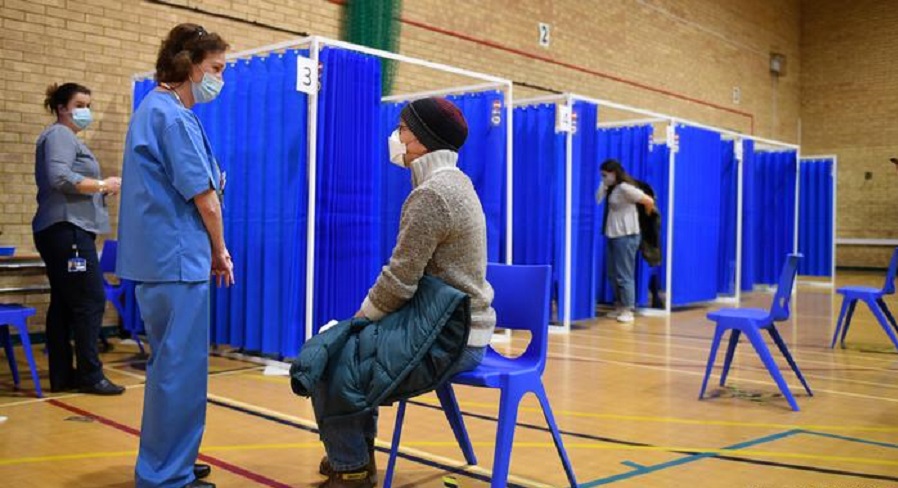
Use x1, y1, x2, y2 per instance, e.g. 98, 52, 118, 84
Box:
99, 240, 117, 275
883, 247, 898, 295
486, 263, 552, 373
769, 254, 802, 322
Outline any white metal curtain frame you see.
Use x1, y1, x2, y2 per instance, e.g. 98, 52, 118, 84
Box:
514, 93, 802, 331
132, 36, 515, 341
798, 155, 839, 286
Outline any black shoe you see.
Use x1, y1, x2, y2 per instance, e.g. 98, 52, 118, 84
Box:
194, 464, 211, 480
183, 481, 215, 488
80, 378, 125, 396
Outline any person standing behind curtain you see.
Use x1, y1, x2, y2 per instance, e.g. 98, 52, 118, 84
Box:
596, 159, 655, 324
116, 23, 232, 488
33, 82, 125, 396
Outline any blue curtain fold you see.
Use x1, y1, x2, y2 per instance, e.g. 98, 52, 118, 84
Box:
671, 125, 723, 306
718, 140, 738, 296
593, 124, 655, 308
565, 102, 599, 320
799, 158, 834, 276
313, 48, 383, 332
511, 104, 564, 303
751, 150, 797, 285
451, 92, 508, 264
190, 51, 309, 358
648, 143, 671, 295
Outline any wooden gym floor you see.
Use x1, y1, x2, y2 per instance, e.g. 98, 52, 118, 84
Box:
1, 270, 897, 487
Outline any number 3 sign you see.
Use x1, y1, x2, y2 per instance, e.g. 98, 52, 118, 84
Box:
296, 56, 319, 94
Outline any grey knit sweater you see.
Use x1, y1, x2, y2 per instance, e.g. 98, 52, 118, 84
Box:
361, 150, 496, 347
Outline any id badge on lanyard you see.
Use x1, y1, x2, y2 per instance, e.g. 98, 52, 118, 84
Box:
68, 244, 87, 273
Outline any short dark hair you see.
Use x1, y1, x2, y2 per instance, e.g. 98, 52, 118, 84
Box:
600, 158, 636, 186
44, 83, 91, 115
155, 23, 229, 84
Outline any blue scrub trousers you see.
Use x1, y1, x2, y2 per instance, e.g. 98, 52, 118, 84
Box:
135, 281, 210, 488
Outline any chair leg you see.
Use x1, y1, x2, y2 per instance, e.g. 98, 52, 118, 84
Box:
869, 299, 898, 352
490, 385, 524, 488
840, 299, 858, 348
719, 329, 741, 387
767, 327, 812, 397
534, 382, 577, 488
699, 326, 725, 400
878, 298, 898, 336
15, 321, 43, 398
435, 384, 477, 465
745, 329, 798, 411
831, 297, 850, 348
1, 326, 20, 386
133, 332, 146, 356
383, 400, 408, 488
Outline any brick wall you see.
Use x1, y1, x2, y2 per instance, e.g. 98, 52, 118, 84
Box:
801, 0, 898, 268
1, 0, 803, 330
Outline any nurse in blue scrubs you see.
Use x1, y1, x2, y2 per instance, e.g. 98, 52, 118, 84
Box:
116, 24, 233, 488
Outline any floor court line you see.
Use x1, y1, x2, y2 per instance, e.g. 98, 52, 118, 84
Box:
404, 395, 898, 433
233, 359, 898, 433
577, 429, 804, 487
544, 352, 898, 404
567, 324, 898, 373
547, 344, 898, 394
45, 398, 293, 488
578, 322, 898, 365
205, 395, 550, 488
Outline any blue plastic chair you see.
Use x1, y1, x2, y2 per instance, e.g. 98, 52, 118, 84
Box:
383, 264, 577, 488
99, 240, 145, 355
699, 254, 812, 412
831, 247, 898, 351
0, 304, 42, 397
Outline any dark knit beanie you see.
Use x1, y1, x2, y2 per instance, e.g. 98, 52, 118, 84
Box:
400, 97, 468, 152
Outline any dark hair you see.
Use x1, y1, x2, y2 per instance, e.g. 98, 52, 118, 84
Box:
44, 83, 91, 115
155, 23, 229, 84
600, 158, 636, 186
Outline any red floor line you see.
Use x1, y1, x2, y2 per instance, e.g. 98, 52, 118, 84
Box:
46, 399, 292, 488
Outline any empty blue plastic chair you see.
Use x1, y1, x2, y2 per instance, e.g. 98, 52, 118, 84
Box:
383, 264, 577, 488
0, 304, 42, 397
699, 254, 812, 412
831, 247, 898, 351
99, 240, 145, 355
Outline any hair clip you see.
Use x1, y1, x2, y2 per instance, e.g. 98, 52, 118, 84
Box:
196, 26, 207, 37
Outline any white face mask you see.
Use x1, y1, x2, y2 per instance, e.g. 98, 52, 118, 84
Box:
388, 129, 406, 167
71, 108, 93, 129
192, 71, 224, 104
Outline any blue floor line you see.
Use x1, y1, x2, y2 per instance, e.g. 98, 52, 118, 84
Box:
620, 461, 644, 470
578, 429, 803, 487
798, 430, 898, 450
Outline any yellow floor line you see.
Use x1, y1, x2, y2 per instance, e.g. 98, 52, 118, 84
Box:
205, 393, 555, 488
410, 396, 898, 433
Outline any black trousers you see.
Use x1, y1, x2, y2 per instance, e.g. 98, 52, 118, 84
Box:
34, 222, 106, 389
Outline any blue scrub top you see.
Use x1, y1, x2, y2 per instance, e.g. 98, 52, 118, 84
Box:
116, 89, 221, 283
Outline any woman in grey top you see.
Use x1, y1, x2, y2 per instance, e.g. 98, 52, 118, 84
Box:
32, 82, 124, 395
596, 159, 654, 324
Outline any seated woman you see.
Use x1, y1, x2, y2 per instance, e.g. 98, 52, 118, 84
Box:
312, 97, 496, 488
